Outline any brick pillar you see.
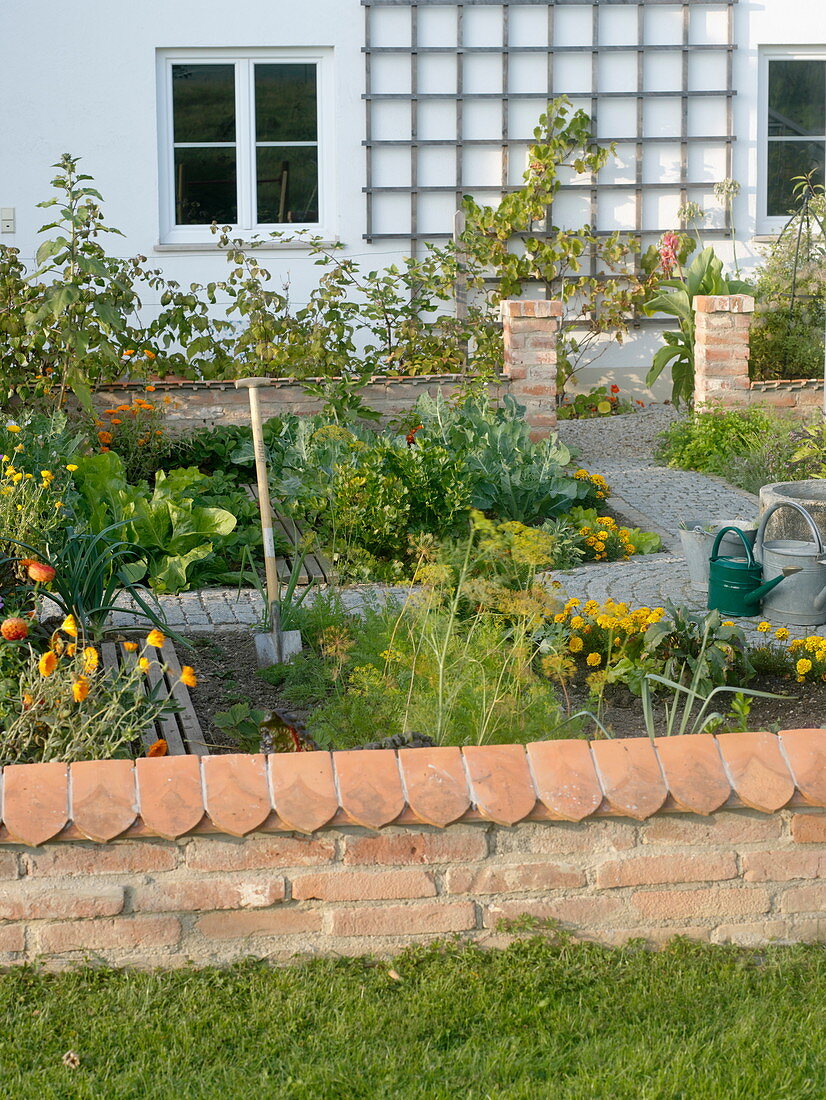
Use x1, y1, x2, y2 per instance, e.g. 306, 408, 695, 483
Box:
500, 299, 561, 438
693, 294, 754, 407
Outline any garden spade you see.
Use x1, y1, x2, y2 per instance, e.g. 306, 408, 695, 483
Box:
234, 378, 302, 667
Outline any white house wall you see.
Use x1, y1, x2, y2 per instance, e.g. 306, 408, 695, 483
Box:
1, 1, 824, 399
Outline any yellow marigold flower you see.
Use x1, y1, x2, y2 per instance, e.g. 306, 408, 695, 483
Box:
54, 501, 63, 509
774, 627, 789, 641
82, 646, 99, 673
138, 657, 150, 673
569, 636, 584, 653
72, 677, 90, 703
123, 641, 138, 652
796, 658, 813, 676
570, 615, 585, 629
565, 598, 580, 610
553, 613, 566, 623
61, 614, 78, 637
756, 621, 772, 633
66, 644, 76, 657
65, 464, 78, 472
597, 530, 608, 540
146, 629, 166, 649
789, 639, 803, 652
584, 601, 599, 614
586, 652, 602, 667
39, 651, 57, 677
593, 542, 606, 553
180, 666, 197, 688
6, 424, 20, 433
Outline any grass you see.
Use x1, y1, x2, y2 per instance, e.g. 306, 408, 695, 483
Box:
0, 936, 824, 1098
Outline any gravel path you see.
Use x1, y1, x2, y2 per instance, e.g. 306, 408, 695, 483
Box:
105, 405, 824, 642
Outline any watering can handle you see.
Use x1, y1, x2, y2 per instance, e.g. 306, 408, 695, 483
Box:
755, 501, 824, 562
709, 525, 756, 564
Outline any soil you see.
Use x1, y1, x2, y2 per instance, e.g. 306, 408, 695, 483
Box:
182, 629, 825, 753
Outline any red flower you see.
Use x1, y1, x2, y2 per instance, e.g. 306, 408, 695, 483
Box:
610, 385, 620, 395
26, 561, 56, 584
406, 425, 424, 447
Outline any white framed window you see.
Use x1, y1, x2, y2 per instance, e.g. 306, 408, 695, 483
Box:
157, 48, 333, 245
759, 48, 825, 231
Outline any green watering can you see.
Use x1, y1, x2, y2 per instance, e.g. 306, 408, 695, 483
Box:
707, 526, 799, 617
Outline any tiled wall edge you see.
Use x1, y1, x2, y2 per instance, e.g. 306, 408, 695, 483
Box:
0, 730, 823, 847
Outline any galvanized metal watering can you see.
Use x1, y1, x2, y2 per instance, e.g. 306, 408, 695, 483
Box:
754, 501, 826, 626
707, 526, 790, 617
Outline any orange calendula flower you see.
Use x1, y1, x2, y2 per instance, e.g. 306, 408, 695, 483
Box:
146, 384, 157, 392
122, 641, 139, 652
110, 418, 122, 425
61, 614, 78, 637
144, 351, 156, 360
146, 629, 166, 649
26, 561, 56, 584
39, 651, 58, 677
122, 349, 135, 357
180, 666, 197, 688
97, 431, 113, 445
72, 677, 90, 703
22, 692, 34, 709
138, 657, 150, 673
66, 464, 78, 472
6, 424, 21, 433
82, 646, 99, 673
66, 643, 77, 657
147, 738, 168, 757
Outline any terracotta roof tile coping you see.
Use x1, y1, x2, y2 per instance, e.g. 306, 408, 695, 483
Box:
0, 731, 822, 845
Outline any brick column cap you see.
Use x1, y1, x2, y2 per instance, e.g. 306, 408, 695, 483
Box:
694, 295, 755, 314
500, 299, 563, 319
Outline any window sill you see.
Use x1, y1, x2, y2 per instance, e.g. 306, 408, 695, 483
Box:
154, 238, 339, 253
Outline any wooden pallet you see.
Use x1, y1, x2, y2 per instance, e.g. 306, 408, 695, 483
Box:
243, 485, 332, 586
100, 642, 207, 757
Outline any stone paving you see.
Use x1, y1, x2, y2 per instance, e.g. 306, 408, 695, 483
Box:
107, 406, 824, 643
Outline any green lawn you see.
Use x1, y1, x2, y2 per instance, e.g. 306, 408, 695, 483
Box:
0, 937, 824, 1099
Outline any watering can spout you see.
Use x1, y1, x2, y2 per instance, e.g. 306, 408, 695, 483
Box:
743, 571, 798, 607
813, 584, 826, 612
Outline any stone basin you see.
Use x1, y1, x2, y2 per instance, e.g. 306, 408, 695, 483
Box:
759, 481, 826, 546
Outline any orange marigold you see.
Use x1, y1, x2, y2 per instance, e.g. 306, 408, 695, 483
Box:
39, 651, 58, 677
147, 738, 168, 757
180, 665, 197, 688
72, 677, 90, 702
122, 641, 139, 652
1, 617, 28, 641
97, 431, 113, 445
146, 629, 166, 649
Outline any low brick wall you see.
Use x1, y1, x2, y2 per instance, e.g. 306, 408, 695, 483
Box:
93, 374, 507, 432
93, 298, 563, 438
0, 731, 824, 968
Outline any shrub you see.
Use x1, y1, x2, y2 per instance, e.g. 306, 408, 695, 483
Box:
654, 406, 776, 478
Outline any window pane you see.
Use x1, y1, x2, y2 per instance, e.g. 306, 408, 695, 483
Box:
256, 147, 318, 223
174, 147, 237, 224
255, 64, 317, 142
768, 60, 825, 137
173, 64, 236, 142
767, 140, 825, 217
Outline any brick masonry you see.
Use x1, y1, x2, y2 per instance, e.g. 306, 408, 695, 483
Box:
93, 374, 508, 432
693, 294, 823, 415
0, 731, 823, 967
500, 299, 560, 438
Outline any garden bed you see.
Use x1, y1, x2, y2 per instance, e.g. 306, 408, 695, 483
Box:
184, 628, 826, 751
